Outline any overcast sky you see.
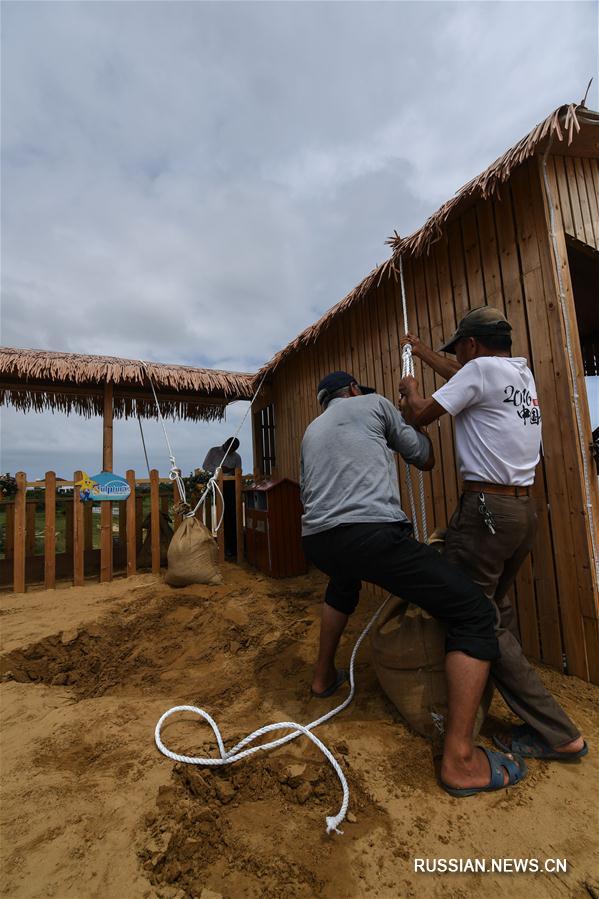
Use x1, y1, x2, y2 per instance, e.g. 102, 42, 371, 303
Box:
1, 1, 597, 478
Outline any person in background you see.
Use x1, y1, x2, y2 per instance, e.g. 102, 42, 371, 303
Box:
203, 438, 242, 557
399, 306, 587, 763
301, 370, 527, 797
203, 438, 242, 476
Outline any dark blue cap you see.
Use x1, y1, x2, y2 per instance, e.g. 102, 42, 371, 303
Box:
317, 371, 375, 406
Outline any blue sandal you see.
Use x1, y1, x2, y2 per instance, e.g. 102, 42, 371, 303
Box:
442, 747, 527, 797
493, 724, 588, 761
311, 668, 349, 699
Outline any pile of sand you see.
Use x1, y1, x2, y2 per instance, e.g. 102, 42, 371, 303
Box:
1, 566, 598, 898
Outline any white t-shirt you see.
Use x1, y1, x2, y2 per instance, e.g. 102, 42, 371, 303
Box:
432, 356, 541, 486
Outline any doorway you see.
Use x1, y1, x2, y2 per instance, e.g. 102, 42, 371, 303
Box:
567, 235, 599, 472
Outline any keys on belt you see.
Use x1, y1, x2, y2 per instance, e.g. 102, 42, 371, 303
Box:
478, 492, 496, 535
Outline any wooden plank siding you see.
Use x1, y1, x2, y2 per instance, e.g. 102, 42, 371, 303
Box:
263, 151, 598, 683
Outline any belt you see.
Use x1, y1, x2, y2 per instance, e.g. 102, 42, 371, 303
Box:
462, 480, 532, 497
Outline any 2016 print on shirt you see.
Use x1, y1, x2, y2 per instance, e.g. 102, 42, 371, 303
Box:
503, 385, 541, 426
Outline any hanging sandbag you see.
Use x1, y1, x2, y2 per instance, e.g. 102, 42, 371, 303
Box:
165, 517, 222, 587
370, 597, 492, 740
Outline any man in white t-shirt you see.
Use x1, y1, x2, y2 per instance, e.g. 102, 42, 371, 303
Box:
399, 306, 587, 762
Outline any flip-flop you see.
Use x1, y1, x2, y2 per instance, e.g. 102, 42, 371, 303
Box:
311, 668, 349, 699
442, 747, 527, 798
493, 724, 589, 761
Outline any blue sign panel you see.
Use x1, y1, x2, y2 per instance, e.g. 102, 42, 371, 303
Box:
76, 471, 131, 502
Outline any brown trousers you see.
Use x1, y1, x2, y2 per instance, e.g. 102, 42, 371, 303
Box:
444, 492, 580, 747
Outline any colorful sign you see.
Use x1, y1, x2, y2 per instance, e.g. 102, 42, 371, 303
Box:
75, 471, 131, 502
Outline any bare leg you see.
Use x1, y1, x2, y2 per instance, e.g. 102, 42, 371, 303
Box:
441, 651, 515, 788
312, 603, 348, 694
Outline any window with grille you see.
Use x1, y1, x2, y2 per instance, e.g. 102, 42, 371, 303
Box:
255, 404, 276, 476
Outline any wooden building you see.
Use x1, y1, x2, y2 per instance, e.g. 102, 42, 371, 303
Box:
251, 102, 599, 684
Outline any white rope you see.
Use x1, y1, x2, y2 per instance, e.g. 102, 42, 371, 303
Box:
137, 414, 152, 479
186, 371, 269, 527
398, 255, 428, 543
155, 593, 391, 834
140, 361, 188, 506
139, 364, 268, 534
541, 142, 599, 586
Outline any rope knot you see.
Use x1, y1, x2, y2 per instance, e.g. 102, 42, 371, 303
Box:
326, 817, 344, 835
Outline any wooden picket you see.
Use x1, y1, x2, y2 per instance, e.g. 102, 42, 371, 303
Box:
126, 470, 137, 577
44, 471, 56, 589
150, 469, 161, 576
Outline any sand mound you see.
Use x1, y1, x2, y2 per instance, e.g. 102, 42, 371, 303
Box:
142, 755, 379, 899
1, 566, 598, 898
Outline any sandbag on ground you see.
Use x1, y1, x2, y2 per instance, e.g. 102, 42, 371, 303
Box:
370, 597, 492, 740
165, 517, 222, 587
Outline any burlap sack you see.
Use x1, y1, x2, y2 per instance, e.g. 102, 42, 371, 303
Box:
370, 597, 492, 740
165, 517, 222, 587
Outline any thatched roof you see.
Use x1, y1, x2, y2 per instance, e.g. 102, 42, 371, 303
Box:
261, 102, 599, 376
0, 347, 254, 421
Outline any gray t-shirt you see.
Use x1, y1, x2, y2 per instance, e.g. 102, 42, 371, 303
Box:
300, 393, 430, 536
203, 446, 242, 475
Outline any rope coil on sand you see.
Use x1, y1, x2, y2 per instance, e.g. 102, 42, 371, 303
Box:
155, 595, 391, 834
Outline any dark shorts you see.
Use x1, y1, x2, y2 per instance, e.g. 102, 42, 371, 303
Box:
303, 521, 498, 662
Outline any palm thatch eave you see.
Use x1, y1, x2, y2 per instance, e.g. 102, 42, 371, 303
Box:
0, 347, 255, 422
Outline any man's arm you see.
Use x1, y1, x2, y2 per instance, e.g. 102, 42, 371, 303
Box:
417, 434, 435, 471
400, 334, 461, 380
380, 396, 435, 471
399, 375, 447, 428
202, 449, 217, 475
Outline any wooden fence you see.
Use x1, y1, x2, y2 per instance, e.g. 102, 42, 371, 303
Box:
0, 469, 245, 593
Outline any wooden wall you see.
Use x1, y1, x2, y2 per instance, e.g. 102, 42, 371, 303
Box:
262, 154, 599, 683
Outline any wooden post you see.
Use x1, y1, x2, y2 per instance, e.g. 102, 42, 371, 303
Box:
13, 472, 27, 593
126, 470, 137, 577
100, 382, 114, 582
73, 470, 85, 586
235, 467, 244, 563
150, 469, 161, 575
44, 471, 56, 589
103, 382, 114, 471
216, 468, 225, 564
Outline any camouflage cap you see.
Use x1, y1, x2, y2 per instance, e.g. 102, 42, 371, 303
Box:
438, 306, 512, 354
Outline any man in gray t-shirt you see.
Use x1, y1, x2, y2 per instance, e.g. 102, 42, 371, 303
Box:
301, 371, 526, 797
203, 438, 242, 475
301, 391, 430, 535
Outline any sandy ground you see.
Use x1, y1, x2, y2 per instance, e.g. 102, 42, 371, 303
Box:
1, 564, 598, 899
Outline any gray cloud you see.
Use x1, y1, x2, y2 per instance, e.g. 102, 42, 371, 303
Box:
2, 0, 597, 476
